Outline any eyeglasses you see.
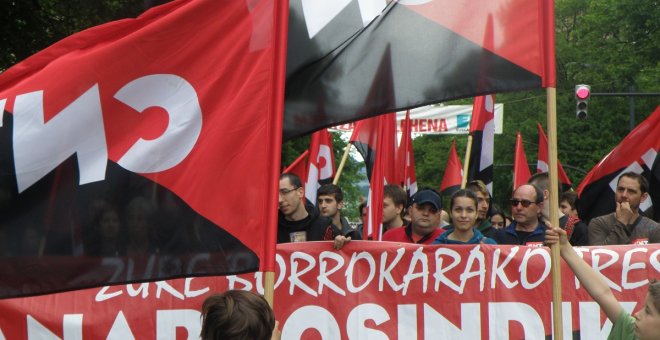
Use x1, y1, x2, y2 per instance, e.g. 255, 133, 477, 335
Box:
509, 199, 538, 208
279, 187, 299, 195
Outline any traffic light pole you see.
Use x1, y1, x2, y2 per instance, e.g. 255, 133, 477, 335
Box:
590, 88, 660, 131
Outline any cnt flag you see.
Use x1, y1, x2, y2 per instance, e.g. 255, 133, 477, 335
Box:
440, 139, 464, 197
284, 0, 555, 139
536, 123, 572, 188
578, 106, 660, 223
398, 110, 418, 196
513, 132, 532, 190
466, 94, 496, 194
0, 0, 287, 298
305, 129, 336, 204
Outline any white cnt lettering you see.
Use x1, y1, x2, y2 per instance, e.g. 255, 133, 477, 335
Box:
13, 86, 107, 193
114, 74, 202, 174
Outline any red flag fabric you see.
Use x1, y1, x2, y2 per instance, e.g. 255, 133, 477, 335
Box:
440, 139, 463, 197
350, 114, 397, 183
0, 0, 287, 298
397, 110, 418, 196
283, 150, 309, 181
364, 113, 397, 241
284, 0, 556, 139
578, 106, 660, 223
536, 123, 572, 187
466, 94, 496, 193
513, 132, 532, 190
305, 129, 336, 204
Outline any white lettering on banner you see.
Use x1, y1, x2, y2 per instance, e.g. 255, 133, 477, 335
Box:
488, 303, 544, 340
95, 278, 210, 302
289, 251, 318, 296
347, 304, 389, 339
282, 306, 341, 339
520, 248, 551, 289
27, 314, 83, 340
424, 303, 480, 338
591, 248, 622, 292
107, 311, 136, 340
402, 247, 429, 295
459, 246, 486, 293
397, 305, 417, 339
578, 302, 637, 340
490, 246, 519, 289
379, 247, 406, 292
6, 74, 202, 193
156, 310, 200, 340
433, 247, 462, 292
622, 247, 648, 289
346, 252, 376, 293
651, 249, 660, 272
318, 251, 347, 295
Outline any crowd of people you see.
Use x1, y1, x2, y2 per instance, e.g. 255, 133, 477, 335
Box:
200, 170, 660, 340
278, 171, 660, 248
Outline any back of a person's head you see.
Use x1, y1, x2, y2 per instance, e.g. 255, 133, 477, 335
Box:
201, 290, 274, 340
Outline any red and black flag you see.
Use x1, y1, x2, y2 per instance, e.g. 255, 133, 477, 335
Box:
284, 0, 555, 139
466, 94, 496, 193
349, 113, 397, 183
397, 110, 417, 196
0, 0, 287, 298
440, 139, 463, 197
578, 106, 660, 223
364, 113, 397, 241
536, 123, 572, 188
514, 132, 532, 190
305, 129, 336, 204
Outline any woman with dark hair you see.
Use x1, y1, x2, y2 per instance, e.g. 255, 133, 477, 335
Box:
433, 189, 497, 245
489, 204, 509, 230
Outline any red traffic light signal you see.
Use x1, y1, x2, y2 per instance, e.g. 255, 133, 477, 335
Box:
575, 84, 590, 119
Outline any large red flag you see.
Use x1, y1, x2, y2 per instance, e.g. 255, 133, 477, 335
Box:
397, 110, 418, 196
578, 106, 660, 223
466, 94, 496, 193
536, 123, 572, 187
440, 139, 463, 197
305, 129, 335, 204
0, 0, 287, 298
513, 132, 532, 190
283, 150, 309, 181
284, 0, 555, 139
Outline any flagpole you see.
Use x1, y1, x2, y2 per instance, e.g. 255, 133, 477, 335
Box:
333, 142, 352, 185
547, 87, 563, 339
461, 135, 473, 188
264, 0, 290, 308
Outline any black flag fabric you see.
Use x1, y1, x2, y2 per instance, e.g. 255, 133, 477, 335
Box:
284, 0, 556, 139
577, 106, 660, 223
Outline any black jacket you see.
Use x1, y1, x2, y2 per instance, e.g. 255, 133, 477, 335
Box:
277, 200, 338, 243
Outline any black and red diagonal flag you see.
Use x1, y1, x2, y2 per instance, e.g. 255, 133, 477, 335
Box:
440, 139, 463, 197
466, 94, 496, 193
536, 123, 572, 188
284, 0, 555, 139
0, 0, 287, 298
578, 106, 660, 223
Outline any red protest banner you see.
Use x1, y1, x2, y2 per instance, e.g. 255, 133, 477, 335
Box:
0, 242, 657, 339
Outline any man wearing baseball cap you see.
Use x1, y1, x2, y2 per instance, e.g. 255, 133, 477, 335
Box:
382, 189, 444, 244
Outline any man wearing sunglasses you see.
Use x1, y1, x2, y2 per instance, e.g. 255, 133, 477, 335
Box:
492, 184, 546, 246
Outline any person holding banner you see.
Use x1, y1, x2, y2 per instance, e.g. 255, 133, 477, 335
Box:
432, 189, 496, 245
545, 226, 660, 340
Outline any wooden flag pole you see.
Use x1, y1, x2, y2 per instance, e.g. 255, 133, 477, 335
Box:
333, 142, 352, 185
264, 271, 275, 307
547, 87, 563, 339
461, 135, 473, 188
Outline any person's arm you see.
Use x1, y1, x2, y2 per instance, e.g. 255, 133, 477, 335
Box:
546, 225, 623, 323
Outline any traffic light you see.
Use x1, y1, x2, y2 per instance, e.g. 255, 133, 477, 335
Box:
575, 84, 590, 119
